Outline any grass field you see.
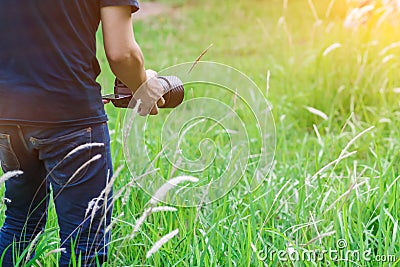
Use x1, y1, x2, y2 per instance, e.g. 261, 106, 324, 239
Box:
1, 0, 400, 266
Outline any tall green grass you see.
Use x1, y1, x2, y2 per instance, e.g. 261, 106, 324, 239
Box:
1, 0, 399, 266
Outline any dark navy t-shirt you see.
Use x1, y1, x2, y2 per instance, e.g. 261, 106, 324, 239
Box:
0, 0, 139, 126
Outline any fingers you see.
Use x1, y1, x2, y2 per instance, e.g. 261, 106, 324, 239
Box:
145, 69, 158, 79
157, 96, 165, 107
149, 105, 159, 115
134, 69, 165, 116
139, 97, 165, 116
102, 99, 110, 104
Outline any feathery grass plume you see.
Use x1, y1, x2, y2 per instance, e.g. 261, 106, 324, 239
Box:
85, 167, 163, 259
250, 242, 258, 253
60, 167, 119, 256
313, 124, 323, 146
327, 180, 367, 211
120, 170, 159, 205
379, 41, 400, 56
150, 206, 178, 213
87, 165, 123, 224
35, 259, 43, 267
83, 165, 128, 260
122, 184, 133, 206
146, 228, 179, 258
322, 43, 341, 57
304, 106, 328, 120
105, 212, 124, 234
65, 143, 104, 158
84, 166, 120, 218
2, 197, 11, 204
131, 206, 177, 238
85, 197, 103, 218
0, 170, 23, 184
24, 230, 42, 264
67, 154, 102, 185
335, 126, 375, 165
310, 151, 357, 181
382, 54, 395, 63
188, 43, 213, 73
44, 248, 66, 257
344, 4, 374, 28
148, 176, 199, 205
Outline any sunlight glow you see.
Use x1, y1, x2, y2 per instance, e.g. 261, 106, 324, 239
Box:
344, 0, 400, 28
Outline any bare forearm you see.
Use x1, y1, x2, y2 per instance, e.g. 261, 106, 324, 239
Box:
101, 5, 147, 93
107, 42, 147, 93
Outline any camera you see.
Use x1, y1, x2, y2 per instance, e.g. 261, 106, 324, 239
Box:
102, 76, 185, 109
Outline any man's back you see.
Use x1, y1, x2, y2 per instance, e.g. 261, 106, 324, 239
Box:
0, 0, 106, 125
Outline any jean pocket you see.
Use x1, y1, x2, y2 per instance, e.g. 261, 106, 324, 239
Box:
0, 133, 21, 172
33, 127, 92, 186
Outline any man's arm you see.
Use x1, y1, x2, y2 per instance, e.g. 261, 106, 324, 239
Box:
101, 5, 146, 92
101, 5, 165, 115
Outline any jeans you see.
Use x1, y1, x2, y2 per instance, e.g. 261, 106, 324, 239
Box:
0, 123, 113, 266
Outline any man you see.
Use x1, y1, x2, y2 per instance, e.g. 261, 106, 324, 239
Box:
0, 0, 164, 266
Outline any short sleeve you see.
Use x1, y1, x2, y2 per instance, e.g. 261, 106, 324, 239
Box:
100, 0, 140, 13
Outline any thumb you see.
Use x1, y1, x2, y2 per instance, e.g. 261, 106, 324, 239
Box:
157, 96, 165, 107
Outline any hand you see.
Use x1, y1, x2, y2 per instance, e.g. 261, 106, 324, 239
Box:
102, 99, 110, 104
134, 69, 165, 116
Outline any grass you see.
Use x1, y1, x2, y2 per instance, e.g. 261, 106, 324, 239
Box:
1, 0, 400, 266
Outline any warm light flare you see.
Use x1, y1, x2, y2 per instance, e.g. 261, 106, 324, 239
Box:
344, 0, 400, 28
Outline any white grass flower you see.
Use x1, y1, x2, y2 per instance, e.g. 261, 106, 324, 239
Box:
86, 165, 123, 223
0, 170, 23, 184
379, 41, 400, 56
67, 154, 101, 185
148, 176, 199, 205
382, 54, 395, 63
25, 231, 42, 264
250, 242, 258, 253
45, 248, 66, 257
322, 43, 341, 57
85, 197, 102, 218
105, 212, 124, 234
151, 206, 178, 213
131, 206, 177, 238
131, 211, 149, 238
379, 118, 391, 123
343, 5, 374, 28
313, 124, 323, 146
146, 228, 179, 258
304, 106, 328, 120
65, 143, 104, 158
